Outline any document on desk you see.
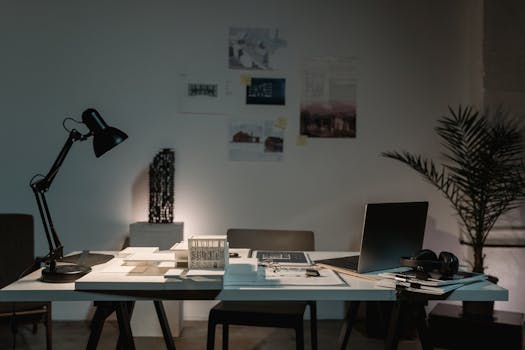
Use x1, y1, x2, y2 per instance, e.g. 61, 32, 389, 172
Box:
223, 266, 346, 286
377, 270, 487, 287
375, 278, 467, 295
376, 270, 488, 295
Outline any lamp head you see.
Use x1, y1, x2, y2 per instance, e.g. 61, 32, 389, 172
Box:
81, 108, 128, 157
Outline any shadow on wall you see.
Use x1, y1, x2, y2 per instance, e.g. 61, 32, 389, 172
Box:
132, 167, 148, 222
423, 216, 463, 262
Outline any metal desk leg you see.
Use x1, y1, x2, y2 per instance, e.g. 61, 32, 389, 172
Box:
116, 301, 136, 350
384, 300, 434, 350
338, 301, 360, 350
384, 301, 403, 350
154, 300, 177, 350
115, 302, 135, 350
309, 301, 318, 350
88, 300, 177, 350
87, 302, 117, 350
411, 303, 433, 350
87, 301, 136, 350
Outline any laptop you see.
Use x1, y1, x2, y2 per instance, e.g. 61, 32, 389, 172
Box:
315, 201, 428, 274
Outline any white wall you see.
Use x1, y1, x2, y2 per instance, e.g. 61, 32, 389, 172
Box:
2, 0, 513, 320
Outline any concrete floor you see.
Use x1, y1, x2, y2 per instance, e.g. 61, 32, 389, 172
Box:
0, 320, 429, 350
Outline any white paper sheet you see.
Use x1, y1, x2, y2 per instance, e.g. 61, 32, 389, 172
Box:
223, 267, 346, 286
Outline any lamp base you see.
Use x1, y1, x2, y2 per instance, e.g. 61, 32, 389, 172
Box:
41, 264, 92, 283
59, 251, 113, 267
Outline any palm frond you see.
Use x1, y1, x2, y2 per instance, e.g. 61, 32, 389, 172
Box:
382, 105, 525, 251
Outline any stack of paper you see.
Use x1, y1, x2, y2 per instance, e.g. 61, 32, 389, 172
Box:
376, 270, 487, 295
225, 258, 258, 282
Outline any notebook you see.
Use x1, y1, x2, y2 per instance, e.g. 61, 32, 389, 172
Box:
315, 201, 428, 276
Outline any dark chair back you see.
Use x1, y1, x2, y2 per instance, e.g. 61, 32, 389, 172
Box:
208, 228, 318, 350
0, 214, 34, 288
227, 228, 315, 251
0, 214, 52, 350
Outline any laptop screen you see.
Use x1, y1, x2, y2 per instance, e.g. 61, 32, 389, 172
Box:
357, 201, 428, 273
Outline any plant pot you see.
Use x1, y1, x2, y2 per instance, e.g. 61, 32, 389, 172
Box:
461, 275, 498, 320
462, 300, 495, 320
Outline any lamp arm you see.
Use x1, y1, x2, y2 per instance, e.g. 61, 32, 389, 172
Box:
30, 128, 89, 267
32, 129, 87, 192
33, 190, 62, 266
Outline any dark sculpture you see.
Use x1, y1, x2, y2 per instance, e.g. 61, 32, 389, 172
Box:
149, 148, 175, 223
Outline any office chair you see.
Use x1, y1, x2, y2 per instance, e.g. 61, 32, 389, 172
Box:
207, 229, 317, 350
0, 214, 52, 350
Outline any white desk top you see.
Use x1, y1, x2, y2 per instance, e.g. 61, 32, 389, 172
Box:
218, 252, 508, 302
0, 251, 508, 302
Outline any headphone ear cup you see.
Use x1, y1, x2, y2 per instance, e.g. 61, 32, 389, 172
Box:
438, 251, 459, 276
399, 249, 441, 272
415, 249, 438, 261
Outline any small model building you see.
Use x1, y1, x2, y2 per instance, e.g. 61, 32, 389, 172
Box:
149, 148, 175, 223
188, 235, 228, 269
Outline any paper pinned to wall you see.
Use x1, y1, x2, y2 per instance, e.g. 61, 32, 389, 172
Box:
178, 73, 234, 115
246, 78, 286, 105
228, 27, 287, 70
228, 119, 284, 161
300, 56, 357, 138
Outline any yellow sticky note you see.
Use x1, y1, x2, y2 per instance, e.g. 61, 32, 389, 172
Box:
240, 74, 252, 86
296, 135, 308, 146
275, 117, 288, 129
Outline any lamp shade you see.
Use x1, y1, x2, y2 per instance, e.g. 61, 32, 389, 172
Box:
81, 108, 128, 157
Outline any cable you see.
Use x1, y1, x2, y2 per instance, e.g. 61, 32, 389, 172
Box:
16, 257, 45, 281
62, 117, 82, 132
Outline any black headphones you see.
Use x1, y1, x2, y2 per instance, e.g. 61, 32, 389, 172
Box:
400, 249, 459, 277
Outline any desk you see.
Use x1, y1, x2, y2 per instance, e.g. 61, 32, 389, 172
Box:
0, 251, 508, 350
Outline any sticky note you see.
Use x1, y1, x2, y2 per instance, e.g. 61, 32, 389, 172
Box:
296, 135, 308, 146
275, 117, 288, 129
240, 74, 252, 86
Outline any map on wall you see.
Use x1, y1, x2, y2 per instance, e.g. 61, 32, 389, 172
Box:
228, 27, 287, 70
300, 56, 357, 138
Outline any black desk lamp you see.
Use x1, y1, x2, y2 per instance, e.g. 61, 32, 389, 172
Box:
30, 108, 128, 283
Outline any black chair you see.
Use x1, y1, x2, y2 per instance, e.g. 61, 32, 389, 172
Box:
207, 228, 317, 350
0, 214, 52, 350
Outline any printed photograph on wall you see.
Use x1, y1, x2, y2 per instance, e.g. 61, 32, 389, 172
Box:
229, 27, 287, 70
246, 78, 285, 105
229, 119, 284, 161
300, 57, 357, 138
178, 73, 234, 115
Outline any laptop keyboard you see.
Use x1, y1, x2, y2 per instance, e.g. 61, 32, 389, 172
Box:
340, 255, 359, 270
315, 255, 360, 271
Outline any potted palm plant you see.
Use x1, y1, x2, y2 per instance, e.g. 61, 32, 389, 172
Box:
382, 105, 525, 275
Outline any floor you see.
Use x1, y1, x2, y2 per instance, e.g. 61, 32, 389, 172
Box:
0, 320, 429, 350
3, 318, 525, 350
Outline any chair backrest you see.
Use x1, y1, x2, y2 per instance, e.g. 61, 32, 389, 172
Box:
226, 228, 315, 251
0, 214, 34, 288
